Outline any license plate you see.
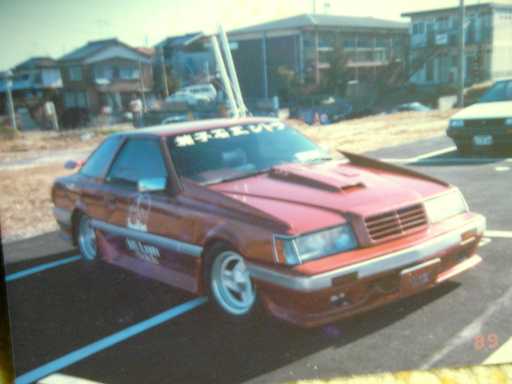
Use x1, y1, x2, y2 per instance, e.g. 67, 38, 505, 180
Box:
473, 135, 493, 146
400, 258, 440, 296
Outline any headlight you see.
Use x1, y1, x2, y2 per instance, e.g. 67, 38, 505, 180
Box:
450, 119, 464, 128
505, 118, 512, 126
274, 225, 358, 265
424, 189, 468, 224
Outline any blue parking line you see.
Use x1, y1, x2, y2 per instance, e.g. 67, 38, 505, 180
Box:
5, 255, 82, 283
15, 296, 208, 384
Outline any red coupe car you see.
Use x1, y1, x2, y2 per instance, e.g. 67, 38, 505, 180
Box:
52, 117, 486, 327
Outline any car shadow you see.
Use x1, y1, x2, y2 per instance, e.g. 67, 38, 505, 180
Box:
62, 275, 460, 384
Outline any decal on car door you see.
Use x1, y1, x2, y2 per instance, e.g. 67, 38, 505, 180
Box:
126, 193, 161, 264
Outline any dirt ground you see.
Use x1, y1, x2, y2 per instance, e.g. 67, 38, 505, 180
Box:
0, 110, 455, 242
294, 108, 457, 153
0, 125, 130, 164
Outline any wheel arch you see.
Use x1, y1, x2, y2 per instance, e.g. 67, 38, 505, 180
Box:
199, 236, 241, 294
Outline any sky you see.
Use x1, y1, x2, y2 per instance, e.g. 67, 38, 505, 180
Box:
1, 0, 510, 70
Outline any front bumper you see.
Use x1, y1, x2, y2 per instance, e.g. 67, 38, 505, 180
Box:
447, 126, 512, 149
249, 214, 486, 327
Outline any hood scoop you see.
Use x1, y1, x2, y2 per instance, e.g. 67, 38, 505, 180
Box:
269, 164, 365, 192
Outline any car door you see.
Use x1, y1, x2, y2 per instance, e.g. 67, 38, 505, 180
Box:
99, 136, 199, 292
76, 135, 123, 223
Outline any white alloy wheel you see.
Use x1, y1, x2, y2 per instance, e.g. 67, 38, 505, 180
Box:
210, 251, 256, 316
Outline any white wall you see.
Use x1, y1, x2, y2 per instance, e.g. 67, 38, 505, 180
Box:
491, 9, 512, 79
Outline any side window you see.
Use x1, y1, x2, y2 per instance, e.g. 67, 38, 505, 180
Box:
505, 81, 512, 100
107, 138, 167, 185
80, 137, 121, 178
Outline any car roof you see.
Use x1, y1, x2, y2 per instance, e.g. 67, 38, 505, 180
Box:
114, 117, 279, 138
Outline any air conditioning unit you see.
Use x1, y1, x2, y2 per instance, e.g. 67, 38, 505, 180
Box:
435, 33, 449, 45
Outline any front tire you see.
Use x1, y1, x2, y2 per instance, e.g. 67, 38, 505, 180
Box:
204, 244, 259, 320
77, 214, 97, 262
456, 142, 471, 156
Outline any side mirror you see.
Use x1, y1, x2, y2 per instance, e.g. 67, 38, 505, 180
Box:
64, 160, 79, 170
138, 177, 167, 193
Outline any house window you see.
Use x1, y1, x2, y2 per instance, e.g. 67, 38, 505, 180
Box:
435, 16, 451, 31
119, 67, 140, 80
94, 65, 113, 80
343, 38, 356, 48
63, 91, 88, 108
76, 92, 87, 108
376, 37, 388, 48
63, 92, 75, 108
357, 37, 372, 48
413, 22, 425, 35
69, 66, 82, 81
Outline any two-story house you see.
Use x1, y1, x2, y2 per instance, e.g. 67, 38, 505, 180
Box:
0, 57, 63, 112
59, 38, 154, 115
402, 2, 512, 86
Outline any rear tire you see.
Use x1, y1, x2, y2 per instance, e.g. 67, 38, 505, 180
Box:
77, 214, 97, 262
204, 243, 261, 322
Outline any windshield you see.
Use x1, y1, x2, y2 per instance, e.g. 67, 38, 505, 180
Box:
167, 121, 335, 185
479, 80, 512, 103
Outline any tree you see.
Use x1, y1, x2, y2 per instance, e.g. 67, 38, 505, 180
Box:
272, 65, 303, 104
321, 46, 349, 96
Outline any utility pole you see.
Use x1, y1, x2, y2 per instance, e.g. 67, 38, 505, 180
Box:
458, 0, 465, 107
312, 0, 317, 13
138, 60, 147, 112
160, 47, 169, 98
4, 70, 17, 132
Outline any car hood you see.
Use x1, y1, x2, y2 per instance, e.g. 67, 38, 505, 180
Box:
208, 161, 436, 234
452, 101, 512, 120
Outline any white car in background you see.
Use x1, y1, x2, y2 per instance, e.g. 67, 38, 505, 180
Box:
182, 84, 217, 103
165, 91, 199, 106
165, 84, 217, 106
447, 78, 512, 154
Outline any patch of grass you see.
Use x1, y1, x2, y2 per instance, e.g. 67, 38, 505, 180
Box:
0, 123, 20, 140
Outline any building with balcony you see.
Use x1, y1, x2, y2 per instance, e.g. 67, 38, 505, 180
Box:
227, 14, 409, 99
58, 38, 154, 116
402, 2, 512, 86
0, 57, 63, 114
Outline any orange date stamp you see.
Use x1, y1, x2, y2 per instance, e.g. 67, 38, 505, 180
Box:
473, 333, 500, 351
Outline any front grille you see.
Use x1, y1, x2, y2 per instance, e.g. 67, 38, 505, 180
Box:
364, 204, 428, 242
463, 118, 506, 128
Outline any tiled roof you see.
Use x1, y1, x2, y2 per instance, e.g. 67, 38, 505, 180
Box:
60, 38, 119, 61
14, 57, 58, 70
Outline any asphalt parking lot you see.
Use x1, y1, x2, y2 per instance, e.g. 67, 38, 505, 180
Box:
4, 136, 512, 384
